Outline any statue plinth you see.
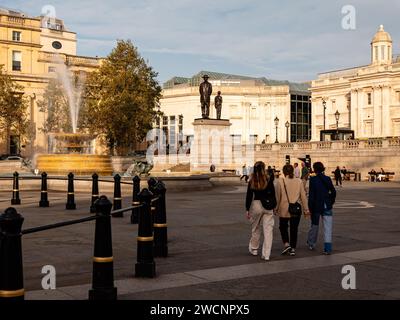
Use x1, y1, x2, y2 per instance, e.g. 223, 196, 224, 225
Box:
190, 118, 233, 172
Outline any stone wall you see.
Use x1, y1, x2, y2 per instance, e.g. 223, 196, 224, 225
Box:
253, 138, 400, 181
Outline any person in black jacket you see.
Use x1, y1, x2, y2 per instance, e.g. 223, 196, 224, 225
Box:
245, 161, 277, 261
307, 162, 337, 254
334, 166, 342, 187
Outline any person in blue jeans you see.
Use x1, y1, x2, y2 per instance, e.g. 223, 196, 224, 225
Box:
307, 162, 337, 254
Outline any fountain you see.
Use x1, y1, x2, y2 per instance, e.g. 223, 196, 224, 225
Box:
35, 56, 113, 176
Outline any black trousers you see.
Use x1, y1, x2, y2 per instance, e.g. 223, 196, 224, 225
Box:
279, 216, 301, 248
335, 176, 342, 186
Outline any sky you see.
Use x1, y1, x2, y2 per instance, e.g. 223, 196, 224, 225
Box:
2, 0, 400, 84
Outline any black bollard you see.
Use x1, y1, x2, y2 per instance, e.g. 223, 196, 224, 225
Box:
112, 174, 122, 217
153, 181, 168, 257
11, 171, 21, 205
88, 196, 117, 300
65, 172, 76, 210
39, 172, 49, 208
135, 188, 156, 278
131, 176, 141, 224
0, 208, 25, 301
148, 178, 158, 225
147, 177, 158, 194
90, 173, 100, 213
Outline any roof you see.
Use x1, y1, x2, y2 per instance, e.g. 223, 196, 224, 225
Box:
0, 7, 28, 17
163, 70, 310, 92
372, 25, 392, 43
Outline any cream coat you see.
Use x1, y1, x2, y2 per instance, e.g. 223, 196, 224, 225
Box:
275, 176, 309, 218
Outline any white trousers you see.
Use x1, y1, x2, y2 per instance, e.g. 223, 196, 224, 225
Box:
249, 200, 274, 259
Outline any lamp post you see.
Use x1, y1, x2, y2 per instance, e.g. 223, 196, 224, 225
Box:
274, 116, 279, 144
322, 99, 327, 130
285, 121, 290, 143
335, 110, 340, 140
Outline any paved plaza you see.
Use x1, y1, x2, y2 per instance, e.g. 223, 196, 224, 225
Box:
0, 180, 399, 300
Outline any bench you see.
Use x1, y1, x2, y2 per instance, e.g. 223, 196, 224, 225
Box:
222, 169, 236, 174
368, 172, 395, 182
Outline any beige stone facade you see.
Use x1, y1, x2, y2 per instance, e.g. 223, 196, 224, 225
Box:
0, 8, 100, 157
311, 25, 400, 141
159, 72, 311, 147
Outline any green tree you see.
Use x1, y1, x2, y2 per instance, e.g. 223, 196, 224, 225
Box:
81, 40, 162, 155
0, 65, 29, 154
37, 78, 73, 133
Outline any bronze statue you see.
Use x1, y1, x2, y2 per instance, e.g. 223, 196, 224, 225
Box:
214, 91, 223, 120
199, 74, 212, 119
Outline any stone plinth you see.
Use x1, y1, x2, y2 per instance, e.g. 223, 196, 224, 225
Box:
190, 119, 233, 172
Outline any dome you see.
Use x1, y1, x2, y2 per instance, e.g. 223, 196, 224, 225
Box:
372, 25, 392, 43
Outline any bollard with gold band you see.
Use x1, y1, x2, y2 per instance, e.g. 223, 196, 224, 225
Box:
39, 172, 49, 208
154, 181, 168, 257
88, 196, 117, 300
65, 172, 76, 210
112, 174, 122, 217
131, 175, 141, 224
135, 188, 156, 278
11, 171, 21, 205
0, 208, 25, 301
90, 173, 100, 213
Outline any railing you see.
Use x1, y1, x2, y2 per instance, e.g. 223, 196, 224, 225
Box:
254, 137, 400, 152
0, 174, 168, 301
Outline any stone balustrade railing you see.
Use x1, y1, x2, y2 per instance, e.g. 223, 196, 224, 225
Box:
38, 52, 100, 68
254, 137, 400, 152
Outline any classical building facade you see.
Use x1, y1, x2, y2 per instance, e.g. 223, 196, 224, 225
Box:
159, 71, 311, 151
311, 25, 400, 141
0, 7, 100, 156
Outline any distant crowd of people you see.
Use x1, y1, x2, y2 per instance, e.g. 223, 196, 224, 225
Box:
245, 161, 336, 260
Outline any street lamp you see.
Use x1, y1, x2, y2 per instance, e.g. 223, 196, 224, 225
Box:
285, 121, 290, 143
335, 110, 340, 140
322, 99, 327, 130
274, 116, 279, 143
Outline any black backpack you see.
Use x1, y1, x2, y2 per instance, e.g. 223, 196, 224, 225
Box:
261, 180, 277, 210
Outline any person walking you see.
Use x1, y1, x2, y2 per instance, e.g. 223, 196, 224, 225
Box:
245, 162, 277, 261
294, 163, 300, 179
307, 162, 337, 255
240, 164, 249, 182
276, 164, 309, 256
300, 162, 310, 189
334, 166, 342, 187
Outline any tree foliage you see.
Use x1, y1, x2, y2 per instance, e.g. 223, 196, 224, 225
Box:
81, 40, 162, 155
0, 65, 29, 151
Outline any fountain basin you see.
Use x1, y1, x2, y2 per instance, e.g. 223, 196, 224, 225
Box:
36, 154, 113, 176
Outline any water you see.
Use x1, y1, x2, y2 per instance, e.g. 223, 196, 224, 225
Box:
52, 55, 85, 133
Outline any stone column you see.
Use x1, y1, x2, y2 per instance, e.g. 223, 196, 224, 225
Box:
382, 85, 391, 137
351, 89, 358, 137
357, 89, 364, 138
373, 86, 381, 137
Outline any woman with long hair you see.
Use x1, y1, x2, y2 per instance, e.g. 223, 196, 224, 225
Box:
245, 161, 277, 261
276, 164, 309, 256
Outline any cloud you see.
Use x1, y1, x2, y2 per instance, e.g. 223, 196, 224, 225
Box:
2, 0, 400, 83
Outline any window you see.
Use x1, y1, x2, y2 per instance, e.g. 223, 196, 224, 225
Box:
290, 94, 312, 142
12, 51, 22, 71
12, 31, 21, 42
48, 66, 56, 73
374, 46, 378, 61
367, 93, 372, 105
381, 45, 385, 60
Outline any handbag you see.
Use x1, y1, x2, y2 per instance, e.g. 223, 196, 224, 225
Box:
260, 180, 277, 210
283, 179, 302, 217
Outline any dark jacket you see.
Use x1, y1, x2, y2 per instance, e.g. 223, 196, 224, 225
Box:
245, 179, 276, 211
334, 168, 341, 178
308, 173, 336, 214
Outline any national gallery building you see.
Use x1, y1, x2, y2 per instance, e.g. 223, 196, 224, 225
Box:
311, 25, 400, 141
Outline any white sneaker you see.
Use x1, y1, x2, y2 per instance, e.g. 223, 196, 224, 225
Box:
261, 256, 270, 261
249, 250, 258, 256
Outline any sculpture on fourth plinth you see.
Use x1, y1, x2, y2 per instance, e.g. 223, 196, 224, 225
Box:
199, 74, 212, 119
214, 91, 223, 120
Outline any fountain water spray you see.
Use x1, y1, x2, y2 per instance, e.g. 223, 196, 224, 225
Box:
52, 54, 85, 133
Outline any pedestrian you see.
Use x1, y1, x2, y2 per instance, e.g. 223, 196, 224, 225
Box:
245, 161, 277, 261
307, 162, 337, 255
294, 163, 300, 179
240, 164, 249, 182
275, 164, 309, 256
341, 166, 348, 181
334, 166, 342, 187
300, 162, 310, 189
